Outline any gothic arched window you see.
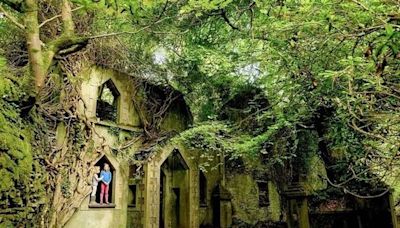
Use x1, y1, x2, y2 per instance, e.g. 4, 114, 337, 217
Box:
96, 79, 120, 122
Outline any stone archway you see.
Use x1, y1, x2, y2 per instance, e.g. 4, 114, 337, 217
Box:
143, 145, 199, 228
159, 149, 190, 228
89, 154, 117, 207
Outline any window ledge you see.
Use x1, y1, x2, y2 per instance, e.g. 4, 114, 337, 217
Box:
89, 203, 116, 208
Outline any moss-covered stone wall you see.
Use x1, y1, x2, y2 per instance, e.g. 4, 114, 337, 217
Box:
66, 67, 144, 228
0, 70, 47, 226
78, 67, 142, 128
64, 124, 136, 228
156, 137, 282, 227
226, 174, 282, 224
67, 66, 193, 228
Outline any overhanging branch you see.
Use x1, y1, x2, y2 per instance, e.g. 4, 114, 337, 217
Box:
324, 175, 390, 199
220, 9, 239, 30
86, 15, 174, 39
44, 14, 175, 61
39, 6, 83, 28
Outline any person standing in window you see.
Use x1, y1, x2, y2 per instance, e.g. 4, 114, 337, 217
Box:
90, 166, 103, 205
100, 163, 112, 204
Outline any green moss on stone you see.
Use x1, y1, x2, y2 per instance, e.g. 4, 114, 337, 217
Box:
268, 181, 281, 221
303, 154, 328, 194
0, 61, 46, 226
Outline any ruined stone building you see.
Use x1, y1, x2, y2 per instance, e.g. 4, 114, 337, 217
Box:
65, 67, 397, 228
63, 67, 284, 228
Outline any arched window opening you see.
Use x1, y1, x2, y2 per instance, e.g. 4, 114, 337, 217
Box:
96, 79, 120, 122
199, 171, 207, 207
89, 155, 116, 208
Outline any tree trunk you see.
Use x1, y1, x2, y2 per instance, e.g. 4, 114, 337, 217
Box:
24, 0, 46, 94
61, 0, 75, 36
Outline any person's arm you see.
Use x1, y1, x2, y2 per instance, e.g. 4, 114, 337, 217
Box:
96, 175, 103, 181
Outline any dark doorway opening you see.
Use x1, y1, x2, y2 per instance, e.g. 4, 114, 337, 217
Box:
159, 149, 189, 228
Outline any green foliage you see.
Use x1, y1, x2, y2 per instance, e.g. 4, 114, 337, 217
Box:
177, 122, 232, 153
148, 0, 400, 199
0, 0, 399, 221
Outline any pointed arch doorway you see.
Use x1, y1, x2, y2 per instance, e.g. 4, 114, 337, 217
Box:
159, 149, 190, 228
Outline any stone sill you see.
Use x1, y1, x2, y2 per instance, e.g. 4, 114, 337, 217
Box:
88, 203, 116, 208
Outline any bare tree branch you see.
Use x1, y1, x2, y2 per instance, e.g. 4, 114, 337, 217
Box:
156, 0, 169, 20
350, 0, 369, 11
350, 118, 386, 141
45, 12, 172, 60
220, 9, 239, 30
39, 6, 83, 28
344, 187, 390, 199
87, 15, 174, 39
324, 175, 390, 199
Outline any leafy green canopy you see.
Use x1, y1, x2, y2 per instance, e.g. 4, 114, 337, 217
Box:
133, 0, 400, 195
0, 0, 399, 209
44, 0, 400, 195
